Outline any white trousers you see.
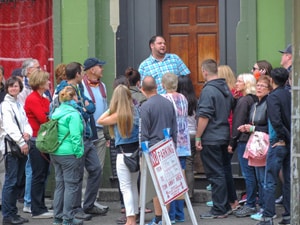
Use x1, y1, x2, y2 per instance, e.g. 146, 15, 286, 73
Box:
116, 153, 139, 216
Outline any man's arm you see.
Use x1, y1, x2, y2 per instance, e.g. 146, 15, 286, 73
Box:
195, 117, 209, 151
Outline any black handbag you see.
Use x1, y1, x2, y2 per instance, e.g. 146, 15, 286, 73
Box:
122, 148, 140, 173
4, 134, 25, 158
4, 106, 26, 158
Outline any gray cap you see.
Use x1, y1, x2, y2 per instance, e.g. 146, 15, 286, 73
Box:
279, 44, 292, 54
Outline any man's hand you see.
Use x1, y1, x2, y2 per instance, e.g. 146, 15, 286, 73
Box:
195, 140, 203, 151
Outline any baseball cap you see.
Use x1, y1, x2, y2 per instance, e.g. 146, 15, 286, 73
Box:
11, 68, 23, 77
279, 44, 292, 54
84, 57, 106, 71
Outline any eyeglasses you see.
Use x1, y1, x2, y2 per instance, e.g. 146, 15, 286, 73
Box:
252, 67, 259, 71
256, 84, 268, 88
29, 66, 41, 70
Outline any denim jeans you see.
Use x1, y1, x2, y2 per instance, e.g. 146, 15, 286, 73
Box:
237, 142, 257, 208
263, 145, 290, 218
29, 139, 50, 216
169, 157, 186, 221
200, 144, 231, 215
24, 156, 32, 207
255, 166, 265, 209
51, 154, 82, 220
2, 154, 27, 218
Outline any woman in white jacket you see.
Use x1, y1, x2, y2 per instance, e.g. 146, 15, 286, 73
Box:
1, 76, 32, 225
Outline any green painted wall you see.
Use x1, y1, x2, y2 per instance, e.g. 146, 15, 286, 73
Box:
236, 0, 292, 74
257, 0, 291, 68
54, 0, 116, 188
60, 0, 89, 63
54, 0, 115, 100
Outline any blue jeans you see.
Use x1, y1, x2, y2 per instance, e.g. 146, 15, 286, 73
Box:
24, 156, 32, 207
263, 145, 290, 218
29, 139, 50, 216
1, 154, 27, 218
237, 142, 257, 208
51, 155, 82, 220
255, 166, 265, 209
200, 145, 231, 215
169, 157, 186, 221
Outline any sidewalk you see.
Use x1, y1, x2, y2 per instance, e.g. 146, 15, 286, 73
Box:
11, 199, 285, 225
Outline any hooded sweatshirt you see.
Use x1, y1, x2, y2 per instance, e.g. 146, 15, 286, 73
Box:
197, 78, 234, 145
51, 101, 84, 158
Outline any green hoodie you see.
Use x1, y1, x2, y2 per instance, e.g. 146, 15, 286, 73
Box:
51, 102, 84, 158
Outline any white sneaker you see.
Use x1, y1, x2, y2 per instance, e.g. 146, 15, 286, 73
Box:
23, 206, 32, 213
32, 211, 53, 219
94, 201, 109, 210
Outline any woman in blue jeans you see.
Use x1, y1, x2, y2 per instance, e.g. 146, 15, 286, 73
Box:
238, 76, 273, 221
161, 73, 190, 223
227, 73, 257, 218
1, 77, 33, 225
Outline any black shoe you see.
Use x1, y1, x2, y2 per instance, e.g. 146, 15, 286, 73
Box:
278, 218, 290, 225
200, 211, 227, 219
3, 216, 24, 225
256, 218, 274, 225
74, 211, 92, 221
84, 205, 108, 216
16, 215, 29, 223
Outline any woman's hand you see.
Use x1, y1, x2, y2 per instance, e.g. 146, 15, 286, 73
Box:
21, 143, 29, 155
237, 124, 252, 133
23, 133, 30, 141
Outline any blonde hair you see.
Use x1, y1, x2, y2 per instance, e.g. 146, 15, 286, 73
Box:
162, 72, 178, 91
109, 85, 134, 138
29, 70, 49, 90
218, 65, 236, 90
59, 86, 76, 102
238, 73, 256, 95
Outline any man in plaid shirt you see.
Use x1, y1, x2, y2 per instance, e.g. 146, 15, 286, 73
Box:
138, 35, 190, 94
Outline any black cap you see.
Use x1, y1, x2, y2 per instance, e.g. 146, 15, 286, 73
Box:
11, 68, 23, 77
83, 57, 106, 71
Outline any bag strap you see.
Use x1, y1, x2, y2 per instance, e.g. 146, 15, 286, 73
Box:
251, 103, 257, 125
10, 106, 22, 135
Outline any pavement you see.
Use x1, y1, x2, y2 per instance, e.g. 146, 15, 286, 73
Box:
6, 199, 285, 225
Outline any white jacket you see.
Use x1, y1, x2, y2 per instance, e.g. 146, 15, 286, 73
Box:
0, 94, 32, 154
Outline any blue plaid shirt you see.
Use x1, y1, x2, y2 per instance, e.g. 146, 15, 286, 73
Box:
138, 53, 190, 94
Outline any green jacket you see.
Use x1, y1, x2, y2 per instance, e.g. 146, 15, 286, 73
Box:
51, 101, 84, 158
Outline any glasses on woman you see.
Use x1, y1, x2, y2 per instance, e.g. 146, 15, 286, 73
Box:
256, 84, 268, 88
252, 67, 259, 71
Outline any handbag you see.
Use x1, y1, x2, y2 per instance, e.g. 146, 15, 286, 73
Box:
4, 134, 25, 158
245, 131, 269, 160
122, 148, 140, 173
3, 105, 26, 158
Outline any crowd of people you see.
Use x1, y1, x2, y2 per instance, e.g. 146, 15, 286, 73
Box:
0, 36, 292, 225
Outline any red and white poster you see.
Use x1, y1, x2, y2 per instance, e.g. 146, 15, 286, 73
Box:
149, 139, 188, 205
0, 0, 53, 91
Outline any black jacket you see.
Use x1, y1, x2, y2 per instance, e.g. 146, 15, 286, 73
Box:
230, 94, 258, 149
197, 78, 234, 145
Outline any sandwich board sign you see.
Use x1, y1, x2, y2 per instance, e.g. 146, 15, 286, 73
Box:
139, 138, 197, 225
